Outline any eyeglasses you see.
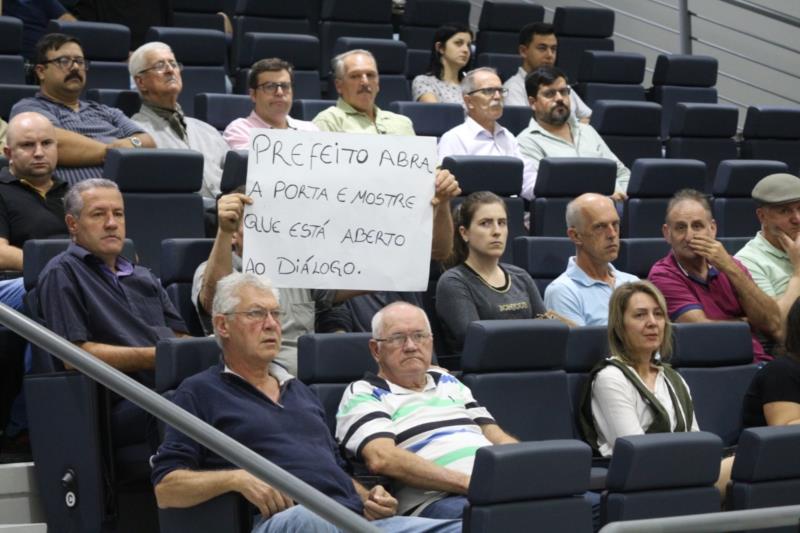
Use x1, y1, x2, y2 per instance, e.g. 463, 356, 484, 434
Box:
467, 87, 508, 97
538, 87, 571, 99
256, 82, 293, 94
41, 56, 89, 71
374, 331, 433, 348
225, 308, 284, 324
138, 60, 182, 75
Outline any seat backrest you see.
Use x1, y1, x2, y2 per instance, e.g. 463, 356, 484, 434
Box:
577, 51, 646, 106
475, 0, 544, 55
160, 238, 215, 337
500, 105, 532, 136
649, 86, 717, 141
85, 89, 141, 118
614, 238, 670, 279
564, 326, 608, 437
440, 155, 522, 196
221, 149, 248, 194
47, 20, 130, 61
155, 336, 221, 393
406, 48, 430, 79
460, 320, 574, 440
651, 54, 718, 88
291, 98, 336, 121
741, 106, 800, 174
552, 6, 615, 83
0, 16, 23, 54
194, 93, 253, 131
730, 425, 800, 511
475, 53, 520, 84
590, 100, 662, 167
234, 32, 321, 96
512, 236, 573, 294
0, 55, 25, 85
0, 83, 38, 120
465, 440, 593, 533
398, 0, 472, 50
318, 0, 393, 74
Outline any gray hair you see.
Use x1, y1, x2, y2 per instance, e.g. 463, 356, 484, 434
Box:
565, 193, 615, 230
371, 302, 431, 339
128, 41, 173, 77
331, 49, 376, 79
63, 178, 119, 218
461, 67, 498, 94
212, 272, 280, 346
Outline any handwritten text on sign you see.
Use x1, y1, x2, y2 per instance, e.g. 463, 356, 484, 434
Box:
243, 129, 436, 291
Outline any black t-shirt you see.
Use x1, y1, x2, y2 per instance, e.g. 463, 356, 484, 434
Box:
0, 167, 69, 248
742, 355, 800, 428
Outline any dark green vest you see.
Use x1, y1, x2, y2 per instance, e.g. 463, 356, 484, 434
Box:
578, 357, 695, 455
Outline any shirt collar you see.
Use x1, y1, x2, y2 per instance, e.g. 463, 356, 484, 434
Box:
755, 231, 789, 260
0, 167, 67, 190
223, 362, 294, 386
337, 97, 381, 118
670, 250, 718, 285
363, 370, 437, 394
565, 256, 623, 287
36, 91, 86, 112
68, 242, 134, 277
247, 110, 298, 130
464, 115, 505, 139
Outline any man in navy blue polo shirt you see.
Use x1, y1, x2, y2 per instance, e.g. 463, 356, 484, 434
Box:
37, 178, 188, 447
151, 272, 459, 533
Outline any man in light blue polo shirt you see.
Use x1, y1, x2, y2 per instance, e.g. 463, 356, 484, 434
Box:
545, 193, 638, 325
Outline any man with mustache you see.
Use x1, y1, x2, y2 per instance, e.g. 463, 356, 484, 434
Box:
37, 178, 188, 447
437, 67, 536, 199
336, 302, 516, 519
544, 193, 638, 326
10, 33, 155, 185
130, 41, 229, 199
516, 66, 630, 201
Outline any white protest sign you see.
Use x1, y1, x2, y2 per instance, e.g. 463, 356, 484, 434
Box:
242, 129, 437, 291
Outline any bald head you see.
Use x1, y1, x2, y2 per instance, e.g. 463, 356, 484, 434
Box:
6, 112, 55, 147
566, 193, 616, 231
566, 193, 621, 266
4, 112, 58, 181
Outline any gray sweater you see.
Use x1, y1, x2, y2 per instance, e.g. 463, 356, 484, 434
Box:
435, 263, 545, 353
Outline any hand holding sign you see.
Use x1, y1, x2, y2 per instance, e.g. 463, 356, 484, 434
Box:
243, 130, 437, 291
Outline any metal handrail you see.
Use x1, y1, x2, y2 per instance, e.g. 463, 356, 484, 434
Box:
0, 303, 380, 533
692, 36, 800, 81
689, 12, 800, 55
600, 504, 800, 532
717, 0, 800, 28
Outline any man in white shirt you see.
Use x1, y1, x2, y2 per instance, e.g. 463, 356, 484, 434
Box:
437, 67, 536, 199
503, 22, 591, 123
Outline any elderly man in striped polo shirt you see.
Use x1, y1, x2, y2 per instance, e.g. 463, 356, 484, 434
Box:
336, 302, 517, 520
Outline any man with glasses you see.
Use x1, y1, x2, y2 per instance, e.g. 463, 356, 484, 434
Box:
503, 22, 591, 123
438, 67, 536, 199
516, 66, 630, 200
10, 33, 155, 185
130, 41, 229, 199
336, 301, 517, 520
224, 58, 318, 150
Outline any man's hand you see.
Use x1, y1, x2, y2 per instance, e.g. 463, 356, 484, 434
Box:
234, 470, 294, 518
107, 137, 137, 150
688, 235, 736, 272
433, 169, 461, 206
217, 193, 252, 234
611, 191, 627, 202
777, 230, 800, 270
362, 485, 398, 521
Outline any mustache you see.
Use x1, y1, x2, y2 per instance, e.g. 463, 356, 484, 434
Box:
65, 72, 83, 82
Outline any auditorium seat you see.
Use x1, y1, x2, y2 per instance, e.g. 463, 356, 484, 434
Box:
291, 98, 336, 121
160, 239, 216, 337
671, 322, 757, 447
711, 159, 789, 238
465, 440, 593, 533
729, 425, 800, 518
85, 88, 141, 118
0, 84, 38, 120
104, 149, 206, 276
460, 320, 574, 441
512, 236, 573, 294
602, 432, 723, 525
475, 0, 544, 55
564, 325, 607, 434
398, 0, 472, 51
220, 150, 248, 194
318, 0, 393, 77
614, 238, 670, 279
719, 236, 750, 256
552, 6, 615, 84
0, 55, 25, 85
406, 48, 431, 80
144, 27, 228, 117
193, 93, 252, 132
0, 16, 23, 55
47, 20, 131, 90
576, 51, 646, 106
390, 101, 463, 137
333, 37, 410, 107
530, 158, 616, 236
171, 0, 231, 32
620, 158, 707, 238
476, 52, 521, 85
590, 100, 663, 168
741, 106, 800, 175
234, 32, 321, 98
665, 103, 738, 190
500, 105, 533, 136
648, 54, 718, 141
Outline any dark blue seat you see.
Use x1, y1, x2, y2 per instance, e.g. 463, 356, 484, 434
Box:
621, 158, 707, 238
193, 93, 252, 132
406, 48, 430, 80
0, 15, 23, 54
460, 320, 575, 441
145, 27, 228, 117
719, 236, 750, 256
648, 54, 718, 141
47, 20, 131, 90
729, 425, 800, 520
671, 322, 757, 447
712, 160, 789, 237
0, 55, 25, 85
220, 150, 248, 194
291, 98, 336, 122
333, 37, 409, 107
476, 53, 521, 85
531, 158, 616, 236
665, 103, 738, 191
390, 101, 463, 137
84, 88, 141, 118
0, 83, 37, 120
475, 0, 544, 55
154, 336, 221, 394
318, 0, 393, 77
552, 6, 615, 84
234, 32, 321, 98
577, 51, 646, 106
512, 236, 573, 294
603, 432, 723, 525
590, 100, 662, 168
615, 238, 670, 279
160, 238, 216, 337
397, 0, 471, 51
741, 106, 800, 175
500, 105, 532, 136
171, 0, 230, 32
104, 149, 205, 276
464, 440, 593, 533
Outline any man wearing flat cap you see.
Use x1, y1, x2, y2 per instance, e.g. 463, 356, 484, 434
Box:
735, 173, 800, 332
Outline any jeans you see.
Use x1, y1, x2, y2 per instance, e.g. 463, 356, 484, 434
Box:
251, 505, 461, 533
0, 278, 25, 311
418, 495, 468, 519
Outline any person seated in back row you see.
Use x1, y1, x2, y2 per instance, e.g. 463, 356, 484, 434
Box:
412, 23, 473, 104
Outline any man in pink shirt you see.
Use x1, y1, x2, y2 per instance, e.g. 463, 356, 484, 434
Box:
223, 58, 317, 149
648, 189, 782, 362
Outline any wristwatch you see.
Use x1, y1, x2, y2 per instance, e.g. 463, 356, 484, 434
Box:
129, 136, 143, 148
